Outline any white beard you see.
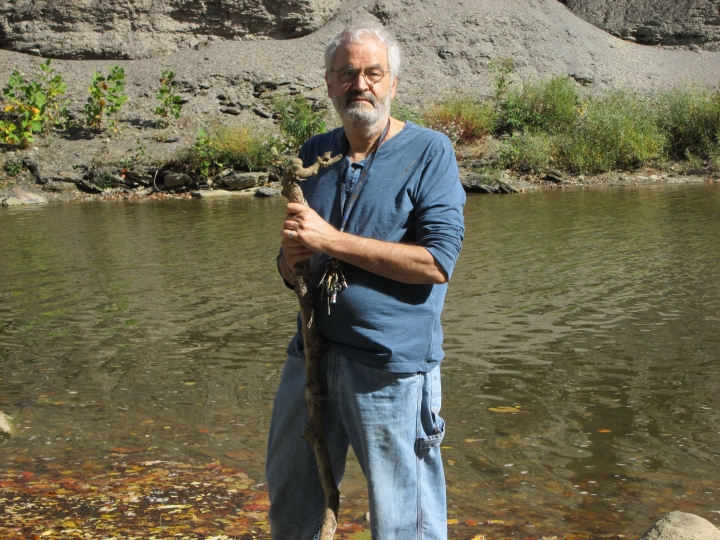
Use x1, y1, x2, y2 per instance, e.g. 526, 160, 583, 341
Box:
331, 89, 392, 138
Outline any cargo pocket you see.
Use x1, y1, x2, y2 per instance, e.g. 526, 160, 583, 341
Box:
416, 366, 445, 451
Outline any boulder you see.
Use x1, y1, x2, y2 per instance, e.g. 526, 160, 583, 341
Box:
0, 0, 343, 60
639, 511, 720, 540
42, 180, 77, 193
218, 171, 268, 191
254, 187, 281, 197
161, 172, 192, 191
1, 187, 47, 206
562, 0, 720, 49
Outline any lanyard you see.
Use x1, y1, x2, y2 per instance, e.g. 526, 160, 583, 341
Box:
339, 119, 391, 232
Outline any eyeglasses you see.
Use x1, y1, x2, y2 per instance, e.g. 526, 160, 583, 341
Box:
331, 67, 391, 85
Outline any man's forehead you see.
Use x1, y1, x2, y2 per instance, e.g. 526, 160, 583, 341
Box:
334, 38, 388, 66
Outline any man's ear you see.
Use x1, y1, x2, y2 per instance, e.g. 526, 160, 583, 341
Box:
325, 71, 331, 98
390, 76, 398, 100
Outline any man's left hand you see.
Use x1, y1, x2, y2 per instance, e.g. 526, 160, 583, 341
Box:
283, 202, 339, 253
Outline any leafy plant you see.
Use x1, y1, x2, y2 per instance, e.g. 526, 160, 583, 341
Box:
491, 58, 515, 109
95, 172, 115, 189
154, 70, 182, 126
4, 161, 23, 176
391, 103, 425, 126
37, 59, 68, 131
0, 70, 46, 147
499, 76, 581, 134
272, 94, 326, 151
424, 97, 496, 144
85, 66, 128, 132
185, 124, 283, 178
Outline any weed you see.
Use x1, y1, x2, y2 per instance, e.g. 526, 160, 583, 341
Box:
501, 131, 560, 172
391, 103, 424, 125
424, 97, 496, 144
0, 70, 46, 147
655, 87, 720, 161
4, 161, 23, 176
562, 92, 666, 173
85, 66, 128, 132
186, 124, 283, 178
154, 70, 182, 127
37, 59, 68, 131
499, 76, 581, 134
272, 94, 326, 151
491, 58, 515, 109
95, 172, 115, 189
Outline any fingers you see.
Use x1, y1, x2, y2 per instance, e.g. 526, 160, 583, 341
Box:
285, 202, 306, 215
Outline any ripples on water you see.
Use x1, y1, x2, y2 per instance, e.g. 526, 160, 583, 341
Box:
1, 186, 719, 538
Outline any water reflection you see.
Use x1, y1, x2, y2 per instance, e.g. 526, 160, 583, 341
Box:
1, 185, 719, 538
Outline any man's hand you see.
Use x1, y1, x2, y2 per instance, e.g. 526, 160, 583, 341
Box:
280, 203, 447, 286
282, 202, 340, 253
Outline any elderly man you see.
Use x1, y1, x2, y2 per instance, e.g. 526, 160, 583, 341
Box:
267, 21, 465, 539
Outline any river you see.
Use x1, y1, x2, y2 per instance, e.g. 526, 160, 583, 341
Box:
1, 184, 719, 539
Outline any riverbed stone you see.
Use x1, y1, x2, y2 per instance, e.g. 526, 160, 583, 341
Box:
639, 511, 720, 540
42, 180, 77, 193
254, 187, 281, 197
1, 187, 48, 206
219, 172, 267, 191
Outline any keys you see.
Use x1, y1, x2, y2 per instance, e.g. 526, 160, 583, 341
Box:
318, 258, 348, 314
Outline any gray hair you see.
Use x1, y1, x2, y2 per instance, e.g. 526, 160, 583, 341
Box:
324, 21, 402, 80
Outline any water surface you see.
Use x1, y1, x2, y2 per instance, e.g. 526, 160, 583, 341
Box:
1, 185, 719, 538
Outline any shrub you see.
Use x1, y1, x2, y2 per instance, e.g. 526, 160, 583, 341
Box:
654, 87, 720, 161
500, 131, 560, 171
187, 124, 283, 178
0, 70, 46, 147
272, 94, 326, 151
561, 92, 666, 173
423, 97, 496, 144
85, 66, 128, 132
154, 70, 182, 126
37, 59, 68, 131
499, 76, 581, 134
391, 102, 424, 126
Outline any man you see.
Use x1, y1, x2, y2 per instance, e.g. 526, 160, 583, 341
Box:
267, 21, 465, 540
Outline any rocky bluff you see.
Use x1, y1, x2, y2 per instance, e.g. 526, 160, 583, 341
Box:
563, 0, 720, 50
3, 0, 720, 61
0, 0, 342, 60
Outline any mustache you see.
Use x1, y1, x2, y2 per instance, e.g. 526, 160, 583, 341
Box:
344, 90, 378, 108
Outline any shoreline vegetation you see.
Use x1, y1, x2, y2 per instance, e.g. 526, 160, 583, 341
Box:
1, 60, 719, 204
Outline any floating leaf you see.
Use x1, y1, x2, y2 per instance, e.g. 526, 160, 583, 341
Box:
488, 406, 521, 413
447, 518, 459, 524
597, 429, 612, 433
109, 445, 144, 454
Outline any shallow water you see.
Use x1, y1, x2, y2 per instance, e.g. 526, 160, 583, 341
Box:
1, 185, 719, 538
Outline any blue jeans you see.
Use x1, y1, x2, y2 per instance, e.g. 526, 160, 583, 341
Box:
266, 349, 447, 540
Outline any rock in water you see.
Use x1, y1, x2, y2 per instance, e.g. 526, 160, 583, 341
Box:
0, 411, 16, 436
1, 187, 48, 206
639, 511, 720, 540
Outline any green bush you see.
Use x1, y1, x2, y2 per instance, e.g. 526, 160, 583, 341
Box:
500, 131, 560, 171
391, 102, 424, 126
272, 94, 326, 151
154, 70, 182, 127
423, 97, 496, 144
499, 76, 581, 134
188, 124, 283, 178
654, 87, 720, 161
562, 92, 666, 173
0, 70, 45, 147
85, 66, 128, 132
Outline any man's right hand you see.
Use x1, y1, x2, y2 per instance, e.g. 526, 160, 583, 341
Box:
279, 237, 313, 285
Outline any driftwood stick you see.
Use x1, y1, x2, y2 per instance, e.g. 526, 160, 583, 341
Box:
281, 150, 343, 540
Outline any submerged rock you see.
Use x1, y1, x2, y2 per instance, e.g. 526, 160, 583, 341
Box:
640, 511, 720, 540
0, 411, 16, 436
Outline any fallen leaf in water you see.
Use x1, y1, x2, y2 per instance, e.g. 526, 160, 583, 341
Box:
447, 518, 458, 524
109, 446, 144, 454
488, 406, 521, 413
597, 429, 612, 433
465, 519, 478, 526
470, 535, 487, 540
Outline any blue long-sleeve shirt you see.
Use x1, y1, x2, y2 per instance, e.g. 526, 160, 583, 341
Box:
284, 121, 465, 373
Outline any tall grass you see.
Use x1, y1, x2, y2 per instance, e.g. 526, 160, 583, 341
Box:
499, 76, 581, 134
562, 92, 667, 173
423, 97, 496, 144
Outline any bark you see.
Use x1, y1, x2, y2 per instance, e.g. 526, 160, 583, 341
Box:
281, 151, 343, 539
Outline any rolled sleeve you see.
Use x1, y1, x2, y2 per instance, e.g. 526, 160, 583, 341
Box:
414, 140, 466, 279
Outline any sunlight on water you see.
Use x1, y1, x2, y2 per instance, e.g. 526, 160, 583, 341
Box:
1, 185, 719, 538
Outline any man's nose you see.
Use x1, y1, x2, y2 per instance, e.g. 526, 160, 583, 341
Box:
351, 71, 371, 92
